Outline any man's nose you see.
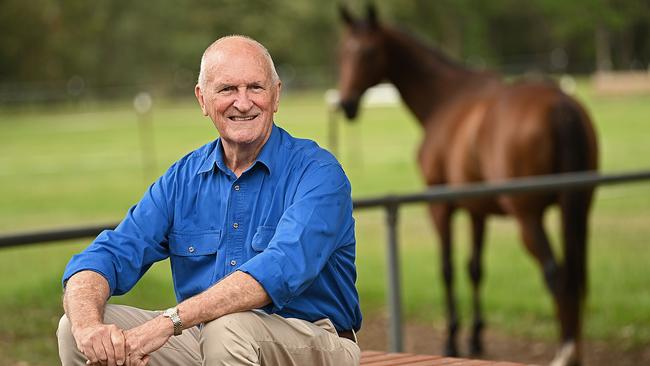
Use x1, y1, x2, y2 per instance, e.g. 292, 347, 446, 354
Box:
233, 89, 253, 111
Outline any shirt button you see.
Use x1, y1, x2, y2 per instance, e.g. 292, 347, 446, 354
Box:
233, 222, 239, 229
230, 260, 237, 266
234, 185, 240, 191
188, 246, 195, 253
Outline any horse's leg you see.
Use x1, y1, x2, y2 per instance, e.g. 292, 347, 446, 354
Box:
550, 189, 592, 366
429, 203, 458, 356
515, 212, 577, 366
467, 213, 486, 356
515, 212, 561, 298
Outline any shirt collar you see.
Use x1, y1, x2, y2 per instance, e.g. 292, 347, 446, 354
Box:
254, 124, 279, 174
197, 124, 279, 176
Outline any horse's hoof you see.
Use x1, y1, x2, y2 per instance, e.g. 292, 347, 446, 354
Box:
444, 342, 458, 357
549, 341, 579, 366
469, 320, 484, 356
468, 337, 483, 356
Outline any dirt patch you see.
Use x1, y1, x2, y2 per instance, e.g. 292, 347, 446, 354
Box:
358, 313, 650, 365
592, 71, 650, 95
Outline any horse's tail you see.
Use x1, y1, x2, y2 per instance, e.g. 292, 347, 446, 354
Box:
550, 95, 596, 301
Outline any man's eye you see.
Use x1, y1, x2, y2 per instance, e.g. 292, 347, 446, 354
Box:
219, 86, 235, 93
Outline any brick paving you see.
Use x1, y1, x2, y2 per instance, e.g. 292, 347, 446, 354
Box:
360, 350, 529, 366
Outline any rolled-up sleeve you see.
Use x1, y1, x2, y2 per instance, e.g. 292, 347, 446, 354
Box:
62, 165, 176, 295
238, 161, 353, 311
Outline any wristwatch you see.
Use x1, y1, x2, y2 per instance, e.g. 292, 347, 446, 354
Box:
162, 306, 183, 336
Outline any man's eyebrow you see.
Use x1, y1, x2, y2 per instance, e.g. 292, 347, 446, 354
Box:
213, 83, 233, 90
214, 82, 264, 87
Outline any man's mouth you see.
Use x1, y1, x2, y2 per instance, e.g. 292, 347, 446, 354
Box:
229, 115, 258, 121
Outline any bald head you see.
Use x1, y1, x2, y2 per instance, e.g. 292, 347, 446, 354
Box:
197, 35, 279, 89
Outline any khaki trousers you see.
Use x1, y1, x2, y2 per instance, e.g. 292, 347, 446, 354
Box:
57, 304, 360, 366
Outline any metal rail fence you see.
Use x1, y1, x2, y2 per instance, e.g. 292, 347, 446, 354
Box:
2, 169, 650, 352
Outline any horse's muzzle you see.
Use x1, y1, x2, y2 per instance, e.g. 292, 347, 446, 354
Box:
340, 100, 359, 120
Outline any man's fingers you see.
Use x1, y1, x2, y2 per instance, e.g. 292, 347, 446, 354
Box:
91, 340, 108, 365
138, 355, 150, 366
101, 334, 117, 366
74, 324, 127, 366
80, 341, 98, 364
125, 351, 147, 366
111, 328, 126, 366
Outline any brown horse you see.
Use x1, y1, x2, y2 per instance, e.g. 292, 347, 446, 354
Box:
337, 6, 598, 366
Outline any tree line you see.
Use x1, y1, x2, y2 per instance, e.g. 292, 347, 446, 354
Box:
1, 0, 648, 100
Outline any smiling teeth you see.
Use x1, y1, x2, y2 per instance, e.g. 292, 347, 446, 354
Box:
231, 116, 256, 121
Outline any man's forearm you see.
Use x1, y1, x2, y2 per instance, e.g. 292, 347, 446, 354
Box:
63, 270, 110, 330
177, 270, 270, 329
63, 271, 129, 365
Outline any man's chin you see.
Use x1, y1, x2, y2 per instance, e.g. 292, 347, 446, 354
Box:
218, 121, 272, 149
222, 132, 261, 147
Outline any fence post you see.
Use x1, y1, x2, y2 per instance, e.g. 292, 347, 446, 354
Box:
328, 106, 338, 157
324, 89, 339, 157
385, 202, 403, 352
134, 92, 157, 183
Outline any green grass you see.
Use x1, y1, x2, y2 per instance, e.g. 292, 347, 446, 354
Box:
1, 84, 650, 364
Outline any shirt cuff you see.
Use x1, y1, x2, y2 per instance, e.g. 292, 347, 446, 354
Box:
238, 251, 292, 312
62, 255, 118, 295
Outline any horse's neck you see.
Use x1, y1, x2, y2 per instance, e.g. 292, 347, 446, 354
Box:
384, 29, 472, 125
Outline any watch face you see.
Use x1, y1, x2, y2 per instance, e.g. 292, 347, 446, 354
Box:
163, 307, 176, 317
162, 307, 182, 336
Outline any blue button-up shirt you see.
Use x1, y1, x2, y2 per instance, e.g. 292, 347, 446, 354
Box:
63, 124, 362, 332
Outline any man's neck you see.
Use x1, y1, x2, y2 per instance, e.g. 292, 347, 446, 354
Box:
221, 139, 266, 178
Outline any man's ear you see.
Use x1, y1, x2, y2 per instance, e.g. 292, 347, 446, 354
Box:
274, 81, 282, 113
195, 84, 208, 116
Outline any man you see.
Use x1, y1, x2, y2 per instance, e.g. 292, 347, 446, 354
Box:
57, 35, 362, 366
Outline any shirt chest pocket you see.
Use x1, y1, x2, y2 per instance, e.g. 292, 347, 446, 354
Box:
168, 231, 221, 299
169, 231, 220, 256
251, 226, 276, 252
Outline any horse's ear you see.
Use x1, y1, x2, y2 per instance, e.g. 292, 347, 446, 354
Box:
366, 3, 378, 28
339, 4, 355, 26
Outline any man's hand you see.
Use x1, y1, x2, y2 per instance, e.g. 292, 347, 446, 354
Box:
72, 323, 126, 366
123, 316, 173, 366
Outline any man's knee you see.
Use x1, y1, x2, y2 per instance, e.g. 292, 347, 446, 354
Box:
57, 314, 76, 347
201, 312, 261, 364
57, 314, 85, 365
57, 313, 71, 337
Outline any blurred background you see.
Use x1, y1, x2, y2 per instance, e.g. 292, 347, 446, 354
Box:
1, 0, 649, 365
2, 0, 649, 102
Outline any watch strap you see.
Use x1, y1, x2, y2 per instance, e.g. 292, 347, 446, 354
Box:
163, 307, 183, 336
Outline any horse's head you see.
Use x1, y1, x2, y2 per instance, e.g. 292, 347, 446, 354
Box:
338, 4, 388, 120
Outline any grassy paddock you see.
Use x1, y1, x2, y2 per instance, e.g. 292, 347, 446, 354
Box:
0, 84, 649, 364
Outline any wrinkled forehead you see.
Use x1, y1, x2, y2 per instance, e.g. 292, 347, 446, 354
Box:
204, 46, 271, 83
206, 46, 267, 69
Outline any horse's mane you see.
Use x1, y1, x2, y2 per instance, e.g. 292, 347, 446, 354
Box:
386, 25, 468, 71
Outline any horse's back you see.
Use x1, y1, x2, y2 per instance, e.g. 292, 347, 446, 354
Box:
431, 79, 597, 215
478, 81, 597, 214
479, 81, 597, 178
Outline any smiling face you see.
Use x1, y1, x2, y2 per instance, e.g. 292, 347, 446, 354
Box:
195, 37, 281, 151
